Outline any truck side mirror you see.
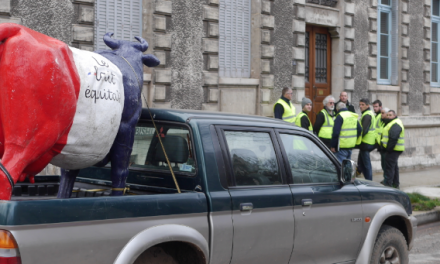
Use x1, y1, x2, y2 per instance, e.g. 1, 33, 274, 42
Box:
340, 159, 356, 184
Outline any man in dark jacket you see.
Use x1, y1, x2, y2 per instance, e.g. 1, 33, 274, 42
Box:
274, 87, 295, 123
380, 110, 405, 189
335, 91, 355, 113
313, 95, 335, 148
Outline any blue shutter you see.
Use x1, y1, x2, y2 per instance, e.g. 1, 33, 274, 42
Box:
377, 2, 392, 84
432, 1, 440, 86
390, 0, 398, 85
95, 0, 143, 51
219, 0, 251, 78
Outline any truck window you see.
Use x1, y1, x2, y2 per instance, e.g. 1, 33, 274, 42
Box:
224, 131, 281, 186
279, 134, 338, 184
129, 123, 196, 174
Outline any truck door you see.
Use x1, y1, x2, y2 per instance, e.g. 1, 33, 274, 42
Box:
276, 130, 363, 264
216, 126, 294, 264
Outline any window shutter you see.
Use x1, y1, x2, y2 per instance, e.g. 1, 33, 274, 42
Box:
432, 22, 439, 83
95, 0, 143, 51
390, 0, 399, 85
219, 0, 251, 78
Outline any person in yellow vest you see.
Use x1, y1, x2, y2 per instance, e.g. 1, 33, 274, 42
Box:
356, 98, 376, 181
274, 87, 296, 123
381, 110, 405, 189
377, 107, 390, 184
295, 97, 313, 131
313, 95, 335, 149
331, 102, 362, 163
372, 100, 383, 146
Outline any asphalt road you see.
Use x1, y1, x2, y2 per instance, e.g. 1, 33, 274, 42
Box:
409, 221, 440, 264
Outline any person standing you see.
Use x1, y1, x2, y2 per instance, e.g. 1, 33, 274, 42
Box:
357, 99, 376, 181
274, 87, 296, 123
378, 107, 390, 185
295, 97, 313, 131
381, 110, 405, 189
372, 100, 383, 146
331, 102, 362, 163
313, 95, 335, 148
335, 91, 355, 113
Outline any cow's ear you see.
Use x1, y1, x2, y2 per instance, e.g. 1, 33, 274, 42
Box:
142, 54, 160, 68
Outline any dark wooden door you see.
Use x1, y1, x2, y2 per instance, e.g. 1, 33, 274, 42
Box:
305, 26, 332, 124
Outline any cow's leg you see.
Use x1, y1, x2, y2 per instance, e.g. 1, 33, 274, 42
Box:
57, 169, 80, 198
109, 124, 137, 196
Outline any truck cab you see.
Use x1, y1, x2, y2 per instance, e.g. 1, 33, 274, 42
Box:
2, 109, 416, 264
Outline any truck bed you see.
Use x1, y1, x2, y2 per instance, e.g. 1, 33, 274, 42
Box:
11, 175, 173, 201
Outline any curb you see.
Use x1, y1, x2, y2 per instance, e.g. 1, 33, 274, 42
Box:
413, 208, 440, 226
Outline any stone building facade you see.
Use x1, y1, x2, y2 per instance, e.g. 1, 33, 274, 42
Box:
1, 0, 440, 172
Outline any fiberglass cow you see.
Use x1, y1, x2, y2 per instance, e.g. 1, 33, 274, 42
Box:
0, 23, 159, 200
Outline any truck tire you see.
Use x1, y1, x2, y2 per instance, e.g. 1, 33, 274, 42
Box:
370, 225, 408, 264
134, 246, 178, 264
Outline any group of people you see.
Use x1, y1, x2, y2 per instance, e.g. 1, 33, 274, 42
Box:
274, 87, 405, 189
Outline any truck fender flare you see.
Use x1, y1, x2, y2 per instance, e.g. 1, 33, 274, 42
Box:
113, 224, 209, 264
355, 203, 412, 264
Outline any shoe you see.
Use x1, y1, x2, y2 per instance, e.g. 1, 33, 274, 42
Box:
380, 180, 384, 185
356, 170, 362, 178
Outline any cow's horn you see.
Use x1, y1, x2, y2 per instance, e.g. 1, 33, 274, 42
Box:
103, 33, 120, 50
134, 36, 149, 52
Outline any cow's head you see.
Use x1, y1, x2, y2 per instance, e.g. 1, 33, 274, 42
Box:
103, 33, 160, 68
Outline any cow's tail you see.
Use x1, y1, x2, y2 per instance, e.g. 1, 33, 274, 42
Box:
0, 23, 22, 57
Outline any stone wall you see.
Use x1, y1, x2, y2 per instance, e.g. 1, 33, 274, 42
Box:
10, 0, 74, 44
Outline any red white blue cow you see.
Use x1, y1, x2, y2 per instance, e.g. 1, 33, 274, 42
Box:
0, 23, 159, 200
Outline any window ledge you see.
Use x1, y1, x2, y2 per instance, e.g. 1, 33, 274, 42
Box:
219, 77, 260, 86
376, 85, 400, 92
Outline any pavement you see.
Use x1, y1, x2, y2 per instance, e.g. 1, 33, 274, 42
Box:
369, 166, 440, 226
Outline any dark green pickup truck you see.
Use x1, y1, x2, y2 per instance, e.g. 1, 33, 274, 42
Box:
1, 109, 416, 264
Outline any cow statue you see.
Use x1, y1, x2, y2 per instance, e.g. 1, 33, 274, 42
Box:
0, 23, 160, 200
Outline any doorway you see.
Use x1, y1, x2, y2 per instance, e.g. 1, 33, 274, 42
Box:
305, 25, 332, 124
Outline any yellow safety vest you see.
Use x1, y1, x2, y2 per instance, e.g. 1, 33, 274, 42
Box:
375, 114, 383, 145
295, 112, 312, 131
338, 111, 359, 149
361, 110, 376, 145
381, 118, 405, 151
274, 99, 296, 123
318, 109, 334, 139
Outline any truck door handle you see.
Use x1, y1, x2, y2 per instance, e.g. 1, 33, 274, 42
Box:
302, 199, 313, 206
240, 203, 253, 211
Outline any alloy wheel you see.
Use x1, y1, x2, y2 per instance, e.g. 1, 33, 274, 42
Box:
379, 246, 400, 264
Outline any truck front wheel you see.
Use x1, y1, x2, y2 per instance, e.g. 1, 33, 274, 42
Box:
370, 225, 408, 264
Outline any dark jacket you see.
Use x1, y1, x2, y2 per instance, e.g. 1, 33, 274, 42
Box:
331, 109, 362, 150
335, 100, 355, 113
299, 111, 311, 130
386, 117, 403, 152
274, 96, 291, 120
358, 107, 373, 150
313, 107, 335, 148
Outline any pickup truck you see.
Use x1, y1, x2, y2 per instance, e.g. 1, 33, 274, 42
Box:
0, 108, 416, 264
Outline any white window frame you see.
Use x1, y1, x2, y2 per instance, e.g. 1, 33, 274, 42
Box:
377, 0, 392, 85
94, 0, 143, 51
432, 0, 440, 87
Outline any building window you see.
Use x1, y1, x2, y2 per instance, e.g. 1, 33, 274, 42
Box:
377, 0, 392, 84
432, 0, 440, 86
94, 0, 143, 51
219, 0, 251, 78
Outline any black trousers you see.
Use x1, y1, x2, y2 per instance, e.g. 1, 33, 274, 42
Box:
384, 151, 402, 187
